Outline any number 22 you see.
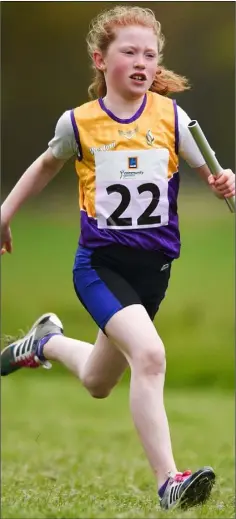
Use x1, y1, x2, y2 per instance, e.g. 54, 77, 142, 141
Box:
106, 182, 161, 227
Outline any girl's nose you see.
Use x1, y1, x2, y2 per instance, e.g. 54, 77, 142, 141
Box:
134, 62, 146, 69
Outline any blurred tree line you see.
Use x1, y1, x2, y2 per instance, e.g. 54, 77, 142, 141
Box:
2, 1, 235, 192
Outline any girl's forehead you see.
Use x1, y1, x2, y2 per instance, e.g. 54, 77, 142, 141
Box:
113, 25, 157, 44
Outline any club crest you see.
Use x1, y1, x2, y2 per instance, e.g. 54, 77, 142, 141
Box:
146, 129, 154, 146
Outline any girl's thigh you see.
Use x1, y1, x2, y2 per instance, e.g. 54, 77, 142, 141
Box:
105, 304, 165, 368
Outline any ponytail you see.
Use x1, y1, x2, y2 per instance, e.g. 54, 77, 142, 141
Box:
149, 66, 190, 96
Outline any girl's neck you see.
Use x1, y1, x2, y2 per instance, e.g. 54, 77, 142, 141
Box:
102, 92, 146, 120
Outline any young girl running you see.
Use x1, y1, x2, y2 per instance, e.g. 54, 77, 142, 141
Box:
1, 5, 235, 511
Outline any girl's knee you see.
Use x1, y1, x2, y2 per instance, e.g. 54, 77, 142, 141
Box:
132, 341, 166, 375
88, 387, 111, 399
82, 373, 111, 399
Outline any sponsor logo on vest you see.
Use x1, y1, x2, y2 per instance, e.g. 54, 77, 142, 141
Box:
120, 156, 143, 178
118, 126, 139, 140
146, 129, 154, 146
89, 141, 116, 155
128, 157, 138, 169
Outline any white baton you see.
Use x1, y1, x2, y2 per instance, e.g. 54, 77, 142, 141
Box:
188, 120, 235, 213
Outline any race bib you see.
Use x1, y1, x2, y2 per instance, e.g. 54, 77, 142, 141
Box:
95, 148, 169, 229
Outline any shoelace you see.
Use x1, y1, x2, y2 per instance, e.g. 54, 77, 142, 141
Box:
173, 470, 192, 483
166, 469, 192, 486
14, 351, 40, 367
13, 351, 51, 369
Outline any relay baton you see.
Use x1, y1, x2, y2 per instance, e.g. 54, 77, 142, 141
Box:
188, 120, 235, 213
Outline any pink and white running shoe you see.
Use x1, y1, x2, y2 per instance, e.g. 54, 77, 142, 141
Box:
159, 466, 215, 510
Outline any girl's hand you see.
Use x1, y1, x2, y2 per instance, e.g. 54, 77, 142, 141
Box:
1, 222, 12, 255
208, 169, 235, 199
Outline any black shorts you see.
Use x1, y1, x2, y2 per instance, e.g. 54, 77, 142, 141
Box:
73, 244, 172, 332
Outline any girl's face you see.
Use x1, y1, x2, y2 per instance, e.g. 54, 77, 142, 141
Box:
95, 25, 158, 100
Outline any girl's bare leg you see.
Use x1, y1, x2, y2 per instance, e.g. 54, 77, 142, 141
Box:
44, 304, 177, 488
43, 329, 127, 397
105, 304, 178, 488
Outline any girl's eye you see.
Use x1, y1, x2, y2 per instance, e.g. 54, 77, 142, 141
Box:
146, 54, 155, 58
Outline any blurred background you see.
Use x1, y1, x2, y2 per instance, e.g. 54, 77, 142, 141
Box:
1, 1, 235, 389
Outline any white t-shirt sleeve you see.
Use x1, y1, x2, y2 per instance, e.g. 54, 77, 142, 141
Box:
177, 105, 212, 168
48, 110, 79, 160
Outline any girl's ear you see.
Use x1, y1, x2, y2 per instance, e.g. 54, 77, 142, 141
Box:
93, 51, 106, 71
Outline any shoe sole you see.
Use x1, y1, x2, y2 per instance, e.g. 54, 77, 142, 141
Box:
179, 468, 215, 509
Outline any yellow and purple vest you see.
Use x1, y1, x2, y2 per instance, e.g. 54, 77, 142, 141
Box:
71, 91, 180, 259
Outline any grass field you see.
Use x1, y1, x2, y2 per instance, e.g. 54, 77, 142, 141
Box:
1, 373, 234, 519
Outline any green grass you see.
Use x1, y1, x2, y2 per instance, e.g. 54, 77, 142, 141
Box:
1, 374, 234, 518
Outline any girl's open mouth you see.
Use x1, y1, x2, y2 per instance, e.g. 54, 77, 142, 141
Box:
130, 73, 147, 82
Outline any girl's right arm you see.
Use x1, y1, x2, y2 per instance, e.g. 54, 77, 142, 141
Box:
1, 148, 67, 253
2, 148, 67, 223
